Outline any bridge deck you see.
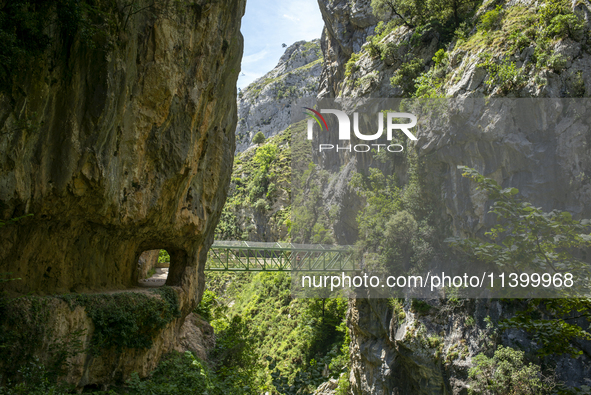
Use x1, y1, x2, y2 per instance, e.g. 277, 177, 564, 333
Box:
206, 241, 357, 272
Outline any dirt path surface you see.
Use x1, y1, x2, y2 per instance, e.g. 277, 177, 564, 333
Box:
138, 268, 169, 288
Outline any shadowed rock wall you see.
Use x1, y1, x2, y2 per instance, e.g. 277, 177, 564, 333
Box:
317, 0, 377, 99
0, 0, 246, 309
313, 0, 591, 392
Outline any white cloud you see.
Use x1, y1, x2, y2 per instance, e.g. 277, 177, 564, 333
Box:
242, 49, 269, 64
283, 14, 300, 21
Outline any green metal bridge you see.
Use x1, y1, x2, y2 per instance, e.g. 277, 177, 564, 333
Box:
206, 241, 357, 272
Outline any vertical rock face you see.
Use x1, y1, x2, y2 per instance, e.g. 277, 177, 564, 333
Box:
317, 0, 377, 98
312, 0, 591, 393
0, 0, 246, 306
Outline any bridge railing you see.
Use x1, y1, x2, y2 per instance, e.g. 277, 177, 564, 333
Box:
206, 241, 357, 272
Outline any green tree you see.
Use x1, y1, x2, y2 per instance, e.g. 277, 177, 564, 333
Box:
252, 143, 278, 172
449, 166, 591, 277
448, 166, 591, 357
246, 143, 278, 203
384, 210, 418, 268
468, 346, 556, 394
158, 249, 170, 264
349, 160, 437, 275
252, 131, 266, 145
370, 0, 480, 31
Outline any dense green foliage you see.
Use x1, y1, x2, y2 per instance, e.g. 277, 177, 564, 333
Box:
449, 167, 591, 358
390, 58, 424, 95
370, 0, 480, 32
479, 5, 503, 31
477, 54, 527, 93
0, 347, 255, 395
350, 151, 439, 274
499, 299, 591, 358
468, 346, 556, 394
125, 348, 257, 395
0, 358, 76, 395
345, 52, 361, 77
157, 249, 170, 264
215, 126, 293, 241
200, 272, 349, 394
59, 288, 180, 355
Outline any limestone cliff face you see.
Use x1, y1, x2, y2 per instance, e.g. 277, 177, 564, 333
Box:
313, 0, 591, 393
0, 0, 246, 308
236, 39, 322, 151
316, 0, 377, 98
339, 3, 591, 99
218, 126, 294, 243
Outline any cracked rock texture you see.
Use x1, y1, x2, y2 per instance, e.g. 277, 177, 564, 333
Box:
317, 0, 378, 98
236, 39, 322, 152
313, 0, 591, 393
0, 0, 245, 310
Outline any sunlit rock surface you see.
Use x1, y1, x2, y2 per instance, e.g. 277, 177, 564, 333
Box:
317, 0, 378, 99
313, 0, 591, 393
235, 39, 322, 152
0, 1, 245, 306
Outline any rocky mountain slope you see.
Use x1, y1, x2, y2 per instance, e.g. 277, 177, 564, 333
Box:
236, 39, 322, 151
216, 126, 293, 242
317, 0, 378, 98
309, 0, 591, 393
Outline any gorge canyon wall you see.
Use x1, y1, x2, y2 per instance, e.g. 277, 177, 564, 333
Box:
0, 0, 245, 387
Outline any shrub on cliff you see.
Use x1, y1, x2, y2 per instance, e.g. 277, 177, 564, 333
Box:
252, 131, 266, 144
390, 58, 424, 95
370, 0, 480, 32
448, 167, 591, 358
126, 347, 257, 395
58, 288, 180, 356
468, 346, 556, 394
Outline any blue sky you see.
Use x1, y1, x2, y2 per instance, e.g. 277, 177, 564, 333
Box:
237, 0, 325, 89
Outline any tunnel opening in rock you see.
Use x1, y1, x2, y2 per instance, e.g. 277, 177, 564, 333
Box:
137, 249, 170, 287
